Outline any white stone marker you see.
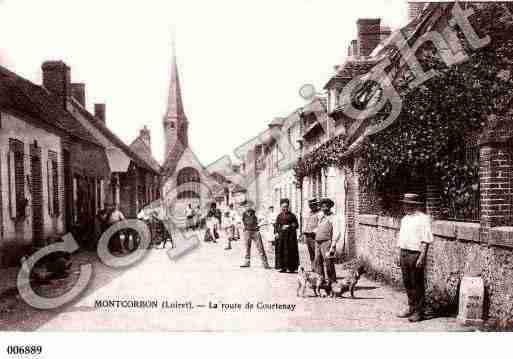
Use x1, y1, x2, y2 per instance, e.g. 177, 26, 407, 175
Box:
457, 276, 484, 326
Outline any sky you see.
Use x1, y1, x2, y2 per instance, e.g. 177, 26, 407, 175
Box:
0, 0, 408, 166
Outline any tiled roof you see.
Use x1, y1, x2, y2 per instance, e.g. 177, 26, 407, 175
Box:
301, 96, 327, 115
324, 60, 378, 89
129, 137, 162, 173
161, 141, 187, 178
269, 117, 285, 127
0, 66, 102, 147
69, 99, 160, 174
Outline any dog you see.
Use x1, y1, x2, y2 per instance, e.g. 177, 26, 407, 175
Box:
297, 266, 331, 298
330, 264, 366, 298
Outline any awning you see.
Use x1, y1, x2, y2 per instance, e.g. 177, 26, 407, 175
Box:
106, 147, 131, 173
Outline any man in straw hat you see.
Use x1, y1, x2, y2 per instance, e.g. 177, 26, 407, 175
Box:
240, 200, 270, 269
397, 193, 434, 323
313, 198, 339, 284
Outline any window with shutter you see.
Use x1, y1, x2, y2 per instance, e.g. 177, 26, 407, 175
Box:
100, 179, 105, 210
8, 150, 17, 219
48, 151, 59, 217
8, 139, 25, 220
52, 158, 59, 215
73, 176, 78, 223
47, 159, 54, 216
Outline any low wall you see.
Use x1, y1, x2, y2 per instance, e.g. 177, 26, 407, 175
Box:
356, 214, 513, 328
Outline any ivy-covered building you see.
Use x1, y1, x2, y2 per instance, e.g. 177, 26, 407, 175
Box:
295, 1, 513, 327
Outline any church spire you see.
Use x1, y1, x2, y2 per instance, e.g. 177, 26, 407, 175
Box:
165, 37, 187, 122
163, 35, 189, 159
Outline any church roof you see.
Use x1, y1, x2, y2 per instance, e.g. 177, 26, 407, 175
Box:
162, 39, 194, 177
164, 42, 187, 122
162, 141, 187, 177
129, 136, 162, 173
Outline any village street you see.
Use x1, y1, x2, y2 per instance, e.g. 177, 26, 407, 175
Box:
34, 232, 466, 332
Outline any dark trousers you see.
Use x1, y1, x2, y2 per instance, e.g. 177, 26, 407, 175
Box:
304, 233, 316, 266
314, 241, 336, 284
242, 230, 269, 266
400, 249, 426, 314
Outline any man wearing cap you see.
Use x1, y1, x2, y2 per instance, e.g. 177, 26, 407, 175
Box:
302, 199, 320, 266
397, 193, 434, 323
313, 198, 338, 284
240, 201, 270, 269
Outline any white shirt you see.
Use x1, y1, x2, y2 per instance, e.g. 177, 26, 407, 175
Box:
229, 210, 241, 225
222, 216, 232, 229
398, 211, 434, 251
108, 209, 125, 224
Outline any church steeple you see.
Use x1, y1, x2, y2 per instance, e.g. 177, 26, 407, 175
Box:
163, 37, 188, 159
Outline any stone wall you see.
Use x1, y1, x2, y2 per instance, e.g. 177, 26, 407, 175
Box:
356, 215, 513, 328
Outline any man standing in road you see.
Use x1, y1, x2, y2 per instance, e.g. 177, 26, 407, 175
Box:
396, 193, 434, 323
302, 199, 320, 267
240, 201, 270, 269
314, 198, 338, 285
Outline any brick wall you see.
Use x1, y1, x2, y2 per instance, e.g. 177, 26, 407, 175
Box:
345, 165, 359, 258
479, 144, 513, 241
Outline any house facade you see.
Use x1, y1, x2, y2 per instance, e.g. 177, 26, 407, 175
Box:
0, 60, 162, 266
0, 64, 108, 266
294, 1, 513, 326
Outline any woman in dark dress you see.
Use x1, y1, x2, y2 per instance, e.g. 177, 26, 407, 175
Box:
274, 198, 300, 273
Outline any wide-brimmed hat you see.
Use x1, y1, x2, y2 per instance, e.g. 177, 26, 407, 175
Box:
308, 198, 319, 206
280, 198, 290, 205
400, 193, 424, 205
241, 199, 255, 208
319, 198, 335, 208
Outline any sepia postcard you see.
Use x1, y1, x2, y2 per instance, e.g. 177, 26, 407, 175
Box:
1, 0, 513, 354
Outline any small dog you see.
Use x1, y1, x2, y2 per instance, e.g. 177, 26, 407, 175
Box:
330, 264, 366, 298
297, 266, 331, 297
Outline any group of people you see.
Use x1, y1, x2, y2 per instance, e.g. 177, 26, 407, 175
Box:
196, 193, 433, 323
94, 202, 129, 253
137, 208, 174, 249
203, 202, 241, 250
236, 197, 342, 276
185, 204, 202, 231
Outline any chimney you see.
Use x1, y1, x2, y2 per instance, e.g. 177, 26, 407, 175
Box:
357, 18, 381, 58
351, 39, 358, 58
139, 125, 151, 150
94, 103, 106, 123
42, 60, 71, 108
71, 83, 86, 107
408, 1, 427, 22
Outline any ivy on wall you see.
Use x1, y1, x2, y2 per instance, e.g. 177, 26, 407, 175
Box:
294, 3, 513, 218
